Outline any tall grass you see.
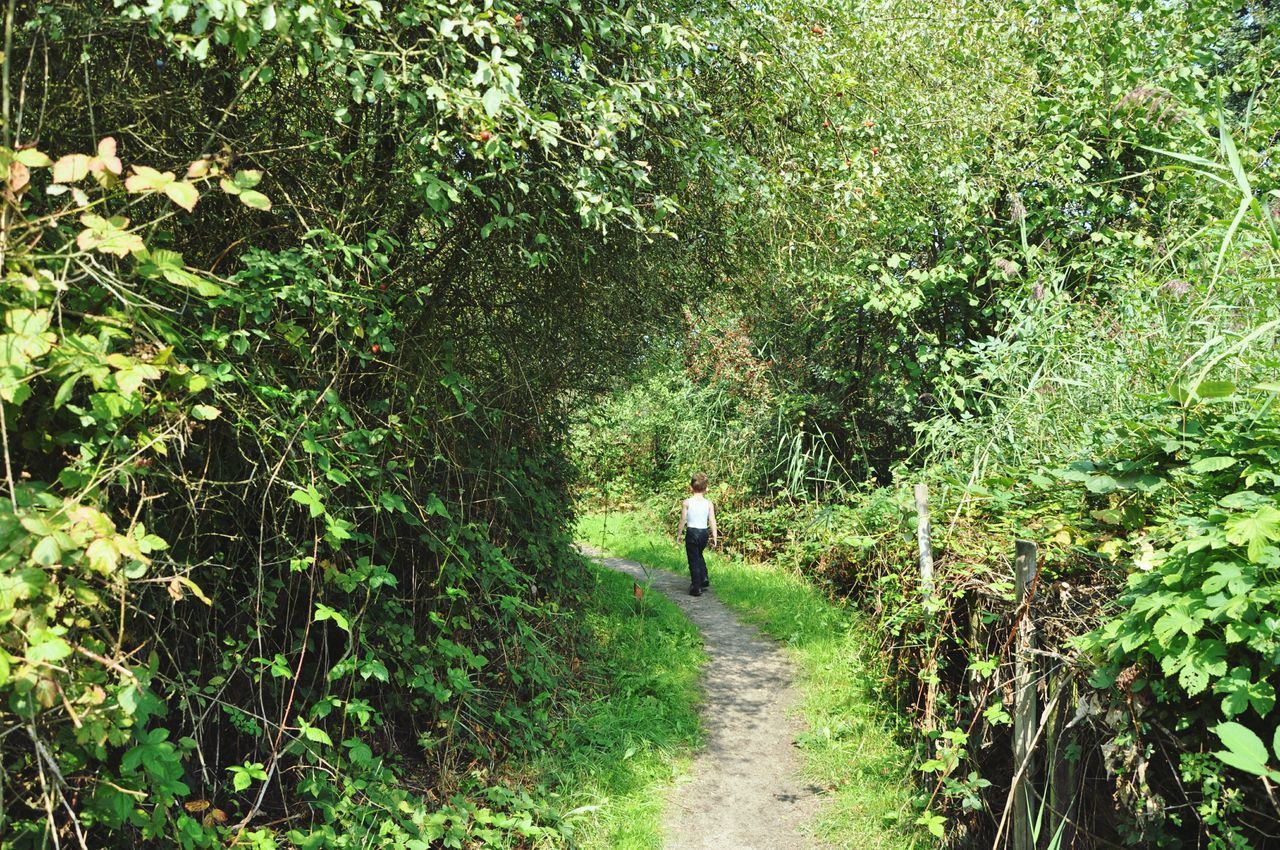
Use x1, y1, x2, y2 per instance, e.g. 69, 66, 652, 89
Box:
577, 511, 929, 849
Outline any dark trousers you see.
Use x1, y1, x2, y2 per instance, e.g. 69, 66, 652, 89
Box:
685, 527, 710, 587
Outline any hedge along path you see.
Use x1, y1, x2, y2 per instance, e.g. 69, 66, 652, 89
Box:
582, 546, 828, 850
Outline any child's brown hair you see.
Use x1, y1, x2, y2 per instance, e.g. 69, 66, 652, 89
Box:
690, 472, 709, 493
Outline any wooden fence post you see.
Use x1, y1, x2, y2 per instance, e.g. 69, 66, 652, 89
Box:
914, 484, 937, 734
1012, 540, 1039, 850
914, 483, 934, 603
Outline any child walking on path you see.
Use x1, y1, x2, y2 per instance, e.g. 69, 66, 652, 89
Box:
676, 473, 718, 596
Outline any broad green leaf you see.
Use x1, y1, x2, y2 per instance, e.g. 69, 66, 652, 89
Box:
482, 86, 504, 117
125, 165, 176, 194
290, 486, 326, 518
28, 634, 73, 663
190, 404, 221, 421
15, 149, 52, 168
1191, 456, 1237, 474
237, 189, 271, 211
232, 170, 262, 189
1194, 380, 1235, 400
30, 536, 60, 565
1085, 474, 1118, 494
164, 180, 200, 212
1214, 722, 1270, 775
77, 214, 144, 257
53, 154, 91, 183
86, 537, 121, 573
299, 722, 333, 746
1224, 507, 1280, 562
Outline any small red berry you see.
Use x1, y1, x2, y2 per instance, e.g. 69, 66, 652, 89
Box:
479, 130, 492, 142
371, 344, 381, 353
810, 24, 824, 35
864, 119, 875, 128
514, 12, 523, 24
822, 120, 830, 129
871, 146, 880, 156
379, 283, 387, 290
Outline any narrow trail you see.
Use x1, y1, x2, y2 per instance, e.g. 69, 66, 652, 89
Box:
582, 547, 828, 850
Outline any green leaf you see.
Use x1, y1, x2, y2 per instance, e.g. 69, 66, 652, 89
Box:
300, 721, 333, 746
1224, 506, 1280, 562
1194, 380, 1236, 399
482, 86, 504, 117
314, 604, 350, 632
232, 170, 263, 189
1085, 474, 1119, 494
1214, 722, 1270, 776
238, 189, 272, 211
15, 149, 53, 168
290, 485, 326, 518
30, 536, 60, 565
163, 180, 200, 212
28, 634, 73, 663
1153, 607, 1202, 643
1191, 456, 1238, 474
1216, 667, 1276, 719
125, 165, 176, 194
190, 404, 221, 421
77, 214, 145, 257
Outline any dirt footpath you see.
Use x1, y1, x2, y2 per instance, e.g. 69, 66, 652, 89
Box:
584, 547, 828, 850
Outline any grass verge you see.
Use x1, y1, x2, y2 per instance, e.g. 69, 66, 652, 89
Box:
526, 558, 704, 849
577, 510, 929, 850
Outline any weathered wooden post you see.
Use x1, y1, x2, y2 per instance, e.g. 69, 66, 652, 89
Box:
914, 483, 935, 603
915, 484, 937, 733
1012, 540, 1039, 850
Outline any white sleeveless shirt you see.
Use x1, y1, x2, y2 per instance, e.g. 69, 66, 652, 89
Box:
686, 495, 711, 529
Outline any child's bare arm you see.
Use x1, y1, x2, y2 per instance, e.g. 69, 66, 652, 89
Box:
675, 501, 688, 543
709, 502, 718, 548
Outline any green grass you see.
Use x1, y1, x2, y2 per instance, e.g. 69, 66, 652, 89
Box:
527, 561, 705, 849
577, 510, 929, 850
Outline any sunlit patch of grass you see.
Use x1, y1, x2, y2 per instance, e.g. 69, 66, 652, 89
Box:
529, 561, 705, 849
577, 511, 929, 849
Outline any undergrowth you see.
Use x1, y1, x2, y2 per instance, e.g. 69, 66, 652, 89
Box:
577, 510, 927, 850
528, 563, 704, 850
